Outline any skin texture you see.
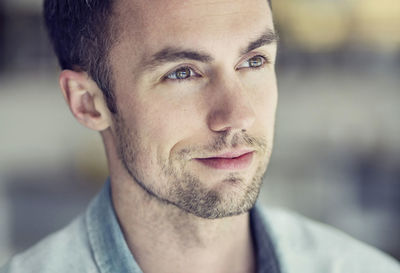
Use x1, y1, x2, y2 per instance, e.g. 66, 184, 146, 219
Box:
59, 0, 277, 272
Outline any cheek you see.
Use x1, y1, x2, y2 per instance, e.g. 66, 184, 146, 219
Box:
252, 77, 278, 118
128, 97, 201, 160
242, 67, 277, 103
250, 78, 278, 141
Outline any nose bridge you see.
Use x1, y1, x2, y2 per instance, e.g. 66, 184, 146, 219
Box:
207, 76, 256, 133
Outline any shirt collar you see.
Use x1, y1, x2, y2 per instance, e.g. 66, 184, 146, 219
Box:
86, 178, 142, 273
86, 178, 280, 273
251, 204, 281, 273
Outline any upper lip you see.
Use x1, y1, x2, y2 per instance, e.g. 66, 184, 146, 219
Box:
196, 149, 254, 159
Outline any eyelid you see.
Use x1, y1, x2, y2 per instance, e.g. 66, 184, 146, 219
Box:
235, 53, 270, 70
161, 64, 202, 82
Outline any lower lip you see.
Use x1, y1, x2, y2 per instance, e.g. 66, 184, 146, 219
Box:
195, 152, 254, 170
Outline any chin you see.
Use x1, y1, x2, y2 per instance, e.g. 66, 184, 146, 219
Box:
170, 169, 264, 220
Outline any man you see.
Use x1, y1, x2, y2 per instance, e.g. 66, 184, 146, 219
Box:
1, 0, 399, 272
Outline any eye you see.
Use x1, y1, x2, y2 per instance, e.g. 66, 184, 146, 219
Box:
164, 66, 200, 81
237, 55, 268, 70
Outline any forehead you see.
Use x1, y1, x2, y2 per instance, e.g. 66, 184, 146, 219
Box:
113, 0, 273, 55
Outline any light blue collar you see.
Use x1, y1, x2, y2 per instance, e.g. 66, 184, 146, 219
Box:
86, 178, 143, 273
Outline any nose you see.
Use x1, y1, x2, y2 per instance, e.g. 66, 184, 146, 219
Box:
207, 79, 256, 133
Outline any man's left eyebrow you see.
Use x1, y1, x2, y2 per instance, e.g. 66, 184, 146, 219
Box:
240, 28, 279, 55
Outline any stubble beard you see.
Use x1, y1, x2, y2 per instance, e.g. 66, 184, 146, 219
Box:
113, 113, 271, 219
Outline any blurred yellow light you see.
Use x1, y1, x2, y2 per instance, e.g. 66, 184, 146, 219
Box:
352, 0, 400, 51
274, 0, 350, 52
273, 0, 400, 52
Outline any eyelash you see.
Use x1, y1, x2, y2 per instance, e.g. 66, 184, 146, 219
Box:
237, 54, 270, 71
163, 54, 269, 83
163, 66, 200, 83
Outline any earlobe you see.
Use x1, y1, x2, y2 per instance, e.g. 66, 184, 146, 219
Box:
59, 70, 112, 131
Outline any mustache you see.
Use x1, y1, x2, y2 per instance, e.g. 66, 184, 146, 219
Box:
178, 132, 268, 159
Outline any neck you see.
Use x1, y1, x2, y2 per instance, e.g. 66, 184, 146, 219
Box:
110, 167, 256, 273
102, 131, 257, 273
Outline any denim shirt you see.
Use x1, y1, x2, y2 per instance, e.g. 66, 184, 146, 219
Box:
2, 179, 399, 273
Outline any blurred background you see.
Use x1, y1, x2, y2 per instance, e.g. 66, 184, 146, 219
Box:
0, 0, 399, 266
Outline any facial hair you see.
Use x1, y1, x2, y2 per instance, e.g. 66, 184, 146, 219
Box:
113, 113, 271, 219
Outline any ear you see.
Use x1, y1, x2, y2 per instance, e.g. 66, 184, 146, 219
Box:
59, 70, 112, 131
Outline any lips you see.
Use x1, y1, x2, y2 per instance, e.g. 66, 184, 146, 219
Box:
195, 151, 254, 170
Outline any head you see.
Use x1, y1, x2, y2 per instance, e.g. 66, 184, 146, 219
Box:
44, 0, 278, 219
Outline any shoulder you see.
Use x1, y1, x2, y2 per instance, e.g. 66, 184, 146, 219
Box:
0, 215, 98, 273
258, 206, 400, 273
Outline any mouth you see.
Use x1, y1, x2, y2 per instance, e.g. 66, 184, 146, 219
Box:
194, 150, 255, 170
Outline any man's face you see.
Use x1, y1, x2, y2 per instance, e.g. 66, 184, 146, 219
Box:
108, 0, 278, 218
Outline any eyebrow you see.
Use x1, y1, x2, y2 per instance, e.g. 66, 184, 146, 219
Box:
144, 48, 214, 70
143, 27, 278, 71
240, 28, 279, 55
